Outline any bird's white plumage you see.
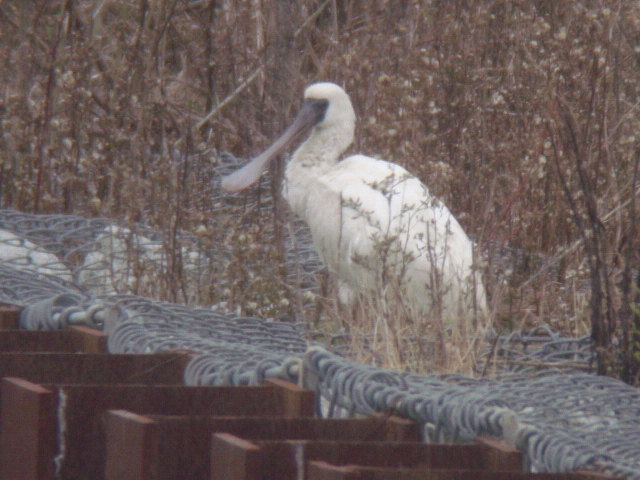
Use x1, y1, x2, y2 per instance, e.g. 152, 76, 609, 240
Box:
286, 153, 485, 320
223, 82, 487, 324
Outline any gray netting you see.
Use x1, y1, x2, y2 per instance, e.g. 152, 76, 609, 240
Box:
301, 349, 640, 478
480, 324, 594, 378
0, 165, 323, 305
1, 208, 639, 478
0, 207, 207, 298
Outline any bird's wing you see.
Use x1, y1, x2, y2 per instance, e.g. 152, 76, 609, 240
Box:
297, 154, 484, 316
323, 155, 472, 278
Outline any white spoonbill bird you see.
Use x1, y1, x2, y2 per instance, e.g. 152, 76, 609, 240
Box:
222, 82, 487, 326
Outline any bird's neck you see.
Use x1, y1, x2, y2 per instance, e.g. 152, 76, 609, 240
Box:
290, 125, 352, 168
282, 127, 348, 218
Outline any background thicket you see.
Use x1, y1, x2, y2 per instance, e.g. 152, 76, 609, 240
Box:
1, 0, 638, 379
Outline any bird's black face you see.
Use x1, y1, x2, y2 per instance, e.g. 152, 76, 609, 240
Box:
301, 98, 329, 127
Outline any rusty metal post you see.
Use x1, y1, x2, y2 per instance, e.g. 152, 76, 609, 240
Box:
69, 326, 109, 353
367, 413, 420, 442
265, 377, 315, 417
0, 377, 57, 480
211, 433, 262, 480
0, 330, 73, 352
0, 304, 20, 330
476, 436, 523, 471
105, 410, 159, 480
307, 461, 361, 480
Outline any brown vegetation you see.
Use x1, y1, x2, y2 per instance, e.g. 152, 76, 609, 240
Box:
0, 1, 638, 379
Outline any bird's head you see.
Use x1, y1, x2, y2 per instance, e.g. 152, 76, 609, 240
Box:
221, 82, 355, 193
303, 82, 355, 132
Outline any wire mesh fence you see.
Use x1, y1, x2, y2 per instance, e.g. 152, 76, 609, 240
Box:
2, 208, 638, 478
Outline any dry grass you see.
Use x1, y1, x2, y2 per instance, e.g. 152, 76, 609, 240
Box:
0, 0, 638, 378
